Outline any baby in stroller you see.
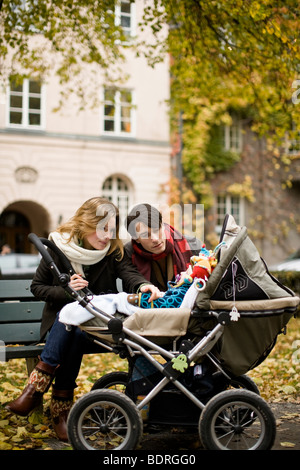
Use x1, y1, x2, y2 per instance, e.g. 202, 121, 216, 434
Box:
58, 242, 224, 327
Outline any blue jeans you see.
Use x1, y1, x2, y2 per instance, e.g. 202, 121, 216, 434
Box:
41, 314, 105, 390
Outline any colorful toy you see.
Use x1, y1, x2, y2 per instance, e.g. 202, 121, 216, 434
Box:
129, 242, 225, 309
174, 243, 224, 290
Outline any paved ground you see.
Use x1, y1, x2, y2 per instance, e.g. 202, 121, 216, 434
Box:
46, 401, 299, 451
270, 402, 300, 451
139, 402, 300, 451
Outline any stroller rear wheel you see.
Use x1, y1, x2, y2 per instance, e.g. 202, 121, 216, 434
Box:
199, 389, 276, 450
229, 374, 260, 394
91, 371, 128, 392
67, 389, 143, 450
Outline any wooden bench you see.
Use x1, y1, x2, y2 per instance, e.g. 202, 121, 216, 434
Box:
0, 279, 45, 372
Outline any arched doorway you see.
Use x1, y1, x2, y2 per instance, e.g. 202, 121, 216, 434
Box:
0, 211, 30, 253
0, 201, 50, 253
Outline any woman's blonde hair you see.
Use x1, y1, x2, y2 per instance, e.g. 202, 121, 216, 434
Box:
57, 197, 124, 259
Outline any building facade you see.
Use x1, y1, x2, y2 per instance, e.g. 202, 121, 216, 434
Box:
0, 1, 170, 252
205, 119, 300, 265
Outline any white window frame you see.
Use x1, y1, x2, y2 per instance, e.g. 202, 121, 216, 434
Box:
223, 115, 242, 153
286, 124, 300, 156
287, 136, 300, 155
102, 175, 133, 229
216, 195, 244, 234
6, 78, 46, 130
115, 0, 136, 40
102, 87, 135, 137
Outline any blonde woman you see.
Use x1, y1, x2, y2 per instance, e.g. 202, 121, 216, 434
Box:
7, 197, 160, 441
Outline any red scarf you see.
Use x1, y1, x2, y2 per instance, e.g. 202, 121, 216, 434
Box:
131, 224, 192, 282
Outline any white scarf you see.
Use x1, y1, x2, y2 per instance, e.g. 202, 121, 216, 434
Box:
49, 231, 110, 277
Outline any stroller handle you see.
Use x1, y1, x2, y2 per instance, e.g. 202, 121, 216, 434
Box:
28, 232, 69, 287
28, 233, 93, 296
30, 234, 74, 276
28, 233, 56, 267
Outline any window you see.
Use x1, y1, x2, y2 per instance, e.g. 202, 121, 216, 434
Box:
102, 176, 131, 217
7, 79, 45, 129
115, 0, 136, 39
287, 136, 300, 155
223, 116, 242, 153
216, 195, 244, 234
102, 175, 133, 235
286, 124, 300, 155
103, 88, 134, 136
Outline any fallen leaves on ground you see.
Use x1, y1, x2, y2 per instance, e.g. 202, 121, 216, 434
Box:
0, 317, 299, 450
248, 317, 300, 403
0, 352, 128, 450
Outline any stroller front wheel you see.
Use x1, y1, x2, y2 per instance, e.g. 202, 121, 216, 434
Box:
67, 389, 143, 450
199, 389, 276, 450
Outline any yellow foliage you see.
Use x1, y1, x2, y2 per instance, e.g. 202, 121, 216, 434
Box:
227, 175, 255, 202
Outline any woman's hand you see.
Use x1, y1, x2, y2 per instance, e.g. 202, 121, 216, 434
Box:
139, 284, 164, 302
69, 274, 89, 291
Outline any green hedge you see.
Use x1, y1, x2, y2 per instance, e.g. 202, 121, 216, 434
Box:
270, 271, 300, 317
270, 270, 300, 294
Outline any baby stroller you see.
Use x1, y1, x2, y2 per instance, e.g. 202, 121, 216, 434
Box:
28, 215, 299, 451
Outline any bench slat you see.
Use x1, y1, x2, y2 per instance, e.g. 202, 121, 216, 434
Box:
0, 280, 35, 300
2, 345, 45, 360
0, 323, 41, 344
0, 302, 44, 322
0, 279, 87, 364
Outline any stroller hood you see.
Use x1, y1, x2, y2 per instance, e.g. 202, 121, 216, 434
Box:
195, 214, 297, 312
193, 214, 299, 376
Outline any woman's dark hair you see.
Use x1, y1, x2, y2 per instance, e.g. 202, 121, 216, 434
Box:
126, 203, 162, 239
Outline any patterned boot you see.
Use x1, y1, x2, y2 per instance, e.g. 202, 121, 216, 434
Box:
50, 387, 74, 442
6, 359, 58, 416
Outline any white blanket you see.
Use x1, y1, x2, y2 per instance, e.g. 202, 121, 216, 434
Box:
59, 292, 138, 326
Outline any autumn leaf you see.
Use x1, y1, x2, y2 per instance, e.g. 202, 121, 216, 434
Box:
28, 410, 44, 425
0, 382, 19, 392
0, 419, 9, 427
0, 441, 13, 450
15, 426, 28, 438
280, 442, 296, 448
